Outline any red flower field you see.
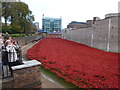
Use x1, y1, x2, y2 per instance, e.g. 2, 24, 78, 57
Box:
26, 38, 119, 88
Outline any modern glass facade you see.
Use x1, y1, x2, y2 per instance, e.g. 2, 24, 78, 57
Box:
42, 17, 62, 33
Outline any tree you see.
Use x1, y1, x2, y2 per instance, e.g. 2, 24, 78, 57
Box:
2, 2, 34, 34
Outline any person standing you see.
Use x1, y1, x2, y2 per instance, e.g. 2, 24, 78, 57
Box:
5, 41, 19, 63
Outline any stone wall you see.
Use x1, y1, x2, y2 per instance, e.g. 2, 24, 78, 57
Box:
62, 17, 118, 52
2, 77, 14, 88
13, 35, 40, 47
13, 66, 41, 88
2, 60, 42, 88
47, 34, 62, 38
13, 37, 26, 46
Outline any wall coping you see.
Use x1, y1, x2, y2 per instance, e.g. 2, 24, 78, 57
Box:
11, 60, 41, 70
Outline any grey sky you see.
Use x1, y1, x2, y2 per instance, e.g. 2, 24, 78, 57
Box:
21, 0, 119, 29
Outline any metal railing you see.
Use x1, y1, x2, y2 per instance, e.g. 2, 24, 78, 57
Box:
1, 45, 23, 78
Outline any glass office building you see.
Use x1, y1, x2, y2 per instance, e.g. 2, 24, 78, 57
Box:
42, 17, 62, 33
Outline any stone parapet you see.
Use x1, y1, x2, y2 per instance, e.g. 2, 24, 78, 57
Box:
2, 60, 42, 88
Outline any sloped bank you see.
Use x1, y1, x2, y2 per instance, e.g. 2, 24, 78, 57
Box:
26, 38, 119, 88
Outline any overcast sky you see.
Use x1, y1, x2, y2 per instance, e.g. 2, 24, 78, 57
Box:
21, 0, 119, 29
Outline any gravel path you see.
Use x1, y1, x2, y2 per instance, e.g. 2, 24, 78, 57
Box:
21, 41, 65, 88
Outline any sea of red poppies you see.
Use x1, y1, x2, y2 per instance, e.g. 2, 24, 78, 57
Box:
26, 38, 119, 88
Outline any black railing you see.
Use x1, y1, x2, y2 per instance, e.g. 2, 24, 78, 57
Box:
1, 45, 23, 78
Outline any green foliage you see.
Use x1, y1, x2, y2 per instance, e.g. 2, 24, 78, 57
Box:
2, 2, 35, 34
10, 34, 27, 37
10, 34, 19, 37
2, 25, 13, 34
20, 34, 27, 37
3, 35, 9, 39
4, 34, 27, 38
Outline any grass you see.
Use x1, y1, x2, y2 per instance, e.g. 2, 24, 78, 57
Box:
40, 66, 80, 89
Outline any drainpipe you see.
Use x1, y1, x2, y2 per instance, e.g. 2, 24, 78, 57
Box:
91, 26, 95, 47
107, 18, 111, 52
78, 32, 80, 43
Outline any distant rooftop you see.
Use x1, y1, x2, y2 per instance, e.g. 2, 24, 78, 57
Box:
105, 13, 119, 19
70, 21, 86, 25
1, 0, 20, 2
42, 17, 61, 20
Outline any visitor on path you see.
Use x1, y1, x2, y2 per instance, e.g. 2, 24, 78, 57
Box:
0, 34, 4, 51
5, 37, 14, 44
0, 33, 3, 63
5, 40, 19, 63
2, 36, 22, 67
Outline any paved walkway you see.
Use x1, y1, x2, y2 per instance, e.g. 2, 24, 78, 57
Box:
21, 41, 65, 88
21, 42, 36, 61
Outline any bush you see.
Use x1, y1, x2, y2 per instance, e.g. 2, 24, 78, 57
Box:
3, 35, 9, 39
11, 34, 19, 37
3, 34, 27, 39
11, 34, 27, 37
19, 34, 27, 37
